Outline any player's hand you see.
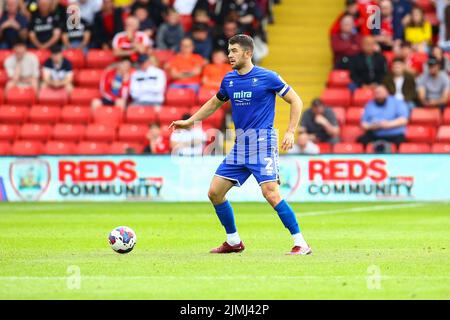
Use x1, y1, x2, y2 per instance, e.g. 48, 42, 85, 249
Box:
281, 131, 295, 151
169, 119, 194, 130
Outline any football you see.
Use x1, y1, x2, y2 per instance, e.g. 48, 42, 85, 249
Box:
108, 226, 137, 254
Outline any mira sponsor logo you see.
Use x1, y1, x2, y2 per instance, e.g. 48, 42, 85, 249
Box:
233, 91, 252, 106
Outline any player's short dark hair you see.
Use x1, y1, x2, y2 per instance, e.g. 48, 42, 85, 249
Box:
228, 34, 254, 53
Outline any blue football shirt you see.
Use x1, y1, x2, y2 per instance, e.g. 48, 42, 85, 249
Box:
217, 66, 291, 132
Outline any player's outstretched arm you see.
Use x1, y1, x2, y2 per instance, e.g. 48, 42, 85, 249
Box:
169, 95, 225, 130
280, 88, 303, 151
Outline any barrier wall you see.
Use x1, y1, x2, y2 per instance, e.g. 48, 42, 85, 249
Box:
0, 154, 448, 202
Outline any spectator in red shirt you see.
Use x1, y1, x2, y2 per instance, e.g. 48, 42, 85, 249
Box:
166, 37, 206, 92
92, 59, 133, 110
113, 16, 152, 63
331, 14, 362, 69
395, 41, 425, 75
330, 0, 371, 36
143, 123, 171, 154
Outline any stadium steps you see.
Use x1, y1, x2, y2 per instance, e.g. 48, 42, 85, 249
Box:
261, 0, 343, 151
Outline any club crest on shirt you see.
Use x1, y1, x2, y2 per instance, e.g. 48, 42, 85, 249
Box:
252, 78, 258, 86
229, 80, 234, 87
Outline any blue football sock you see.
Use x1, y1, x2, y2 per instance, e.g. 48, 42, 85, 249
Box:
274, 199, 300, 235
214, 200, 237, 234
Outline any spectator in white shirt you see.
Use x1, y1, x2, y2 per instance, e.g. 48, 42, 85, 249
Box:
130, 54, 166, 106
170, 113, 207, 156
288, 129, 320, 155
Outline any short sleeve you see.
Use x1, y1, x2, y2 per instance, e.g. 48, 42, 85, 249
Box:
268, 71, 290, 97
216, 77, 230, 102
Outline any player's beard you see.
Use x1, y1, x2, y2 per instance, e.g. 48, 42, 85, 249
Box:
231, 57, 245, 70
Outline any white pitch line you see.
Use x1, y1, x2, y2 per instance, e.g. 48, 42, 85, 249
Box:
300, 203, 426, 217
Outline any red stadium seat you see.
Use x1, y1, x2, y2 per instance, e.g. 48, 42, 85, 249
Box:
118, 124, 148, 143
316, 143, 332, 153
85, 124, 116, 142
28, 49, 51, 65
38, 87, 69, 106
0, 141, 11, 155
179, 14, 193, 32
5, 87, 36, 105
60, 105, 91, 124
327, 70, 351, 88
19, 124, 52, 141
153, 49, 176, 67
0, 105, 28, 123
345, 107, 364, 125
63, 49, 85, 68
398, 143, 431, 153
52, 124, 85, 142
406, 125, 436, 143
0, 50, 11, 68
333, 142, 364, 154
340, 125, 364, 143
431, 143, 450, 153
331, 107, 345, 125
92, 106, 123, 126
29, 105, 61, 123
158, 106, 190, 125
320, 88, 351, 107
443, 108, 450, 124
366, 142, 397, 153
410, 108, 441, 126
0, 69, 7, 86
0, 124, 18, 140
165, 87, 196, 107
126, 105, 158, 124
11, 140, 44, 155
69, 87, 100, 105
44, 140, 76, 155
160, 126, 172, 140
77, 141, 108, 155
75, 69, 103, 87
352, 88, 373, 107
190, 106, 224, 128
436, 125, 450, 143
110, 141, 143, 154
86, 49, 115, 68
198, 86, 217, 105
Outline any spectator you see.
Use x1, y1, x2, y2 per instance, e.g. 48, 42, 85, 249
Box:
4, 40, 39, 92
357, 85, 408, 147
287, 129, 320, 155
0, 0, 28, 49
213, 19, 238, 54
91, 0, 126, 49
71, 0, 102, 26
62, 9, 91, 52
331, 14, 361, 69
193, 0, 232, 26
28, 0, 62, 49
156, 8, 184, 51
228, 0, 259, 36
166, 37, 206, 92
93, 58, 133, 109
404, 6, 432, 52
372, 0, 395, 51
130, 0, 168, 28
417, 57, 450, 111
349, 36, 387, 89
130, 54, 166, 106
132, 3, 156, 39
382, 57, 417, 110
437, 0, 450, 50
41, 45, 74, 93
143, 123, 170, 154
300, 98, 340, 144
423, 45, 450, 73
392, 0, 412, 41
189, 22, 213, 59
112, 16, 152, 63
330, 0, 366, 36
170, 113, 206, 156
202, 49, 232, 89
395, 41, 425, 75
192, 8, 213, 27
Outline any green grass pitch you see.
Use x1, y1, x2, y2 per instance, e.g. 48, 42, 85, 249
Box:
0, 202, 449, 299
